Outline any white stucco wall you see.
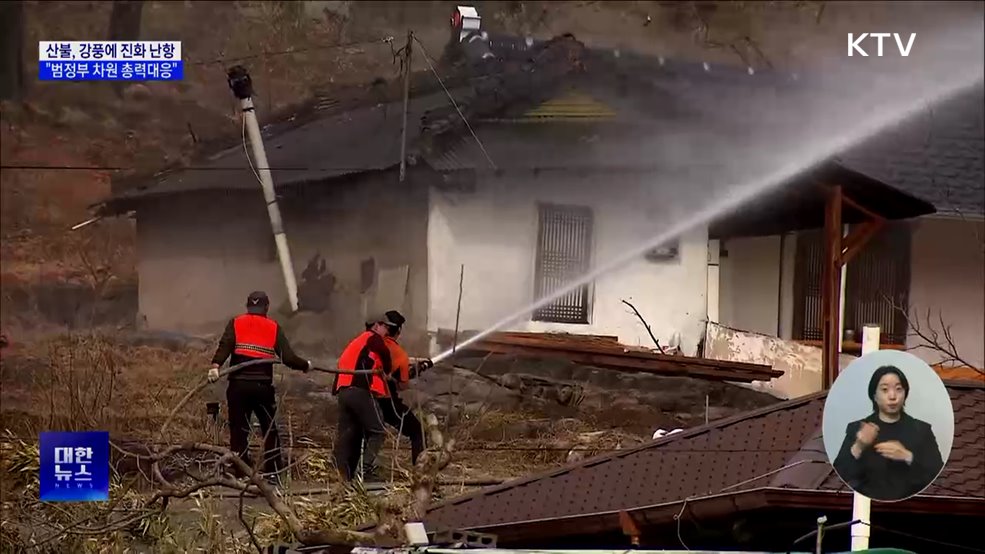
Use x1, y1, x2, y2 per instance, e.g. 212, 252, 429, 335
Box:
135, 176, 430, 351
719, 235, 782, 337
704, 322, 858, 399
717, 218, 985, 370
427, 173, 709, 354
718, 233, 798, 339
907, 217, 985, 369
136, 191, 281, 335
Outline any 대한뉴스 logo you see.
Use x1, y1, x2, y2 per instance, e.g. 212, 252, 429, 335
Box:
39, 431, 110, 502
848, 33, 917, 57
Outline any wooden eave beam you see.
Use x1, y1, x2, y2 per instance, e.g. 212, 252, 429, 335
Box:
619, 510, 642, 547
841, 218, 885, 266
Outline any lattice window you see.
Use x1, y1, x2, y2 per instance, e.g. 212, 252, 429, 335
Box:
532, 203, 594, 324
793, 222, 912, 345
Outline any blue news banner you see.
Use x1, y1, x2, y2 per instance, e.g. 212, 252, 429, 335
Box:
39, 431, 110, 502
38, 41, 183, 82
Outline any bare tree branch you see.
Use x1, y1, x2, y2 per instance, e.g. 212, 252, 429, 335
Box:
886, 294, 982, 373
622, 299, 666, 354
238, 486, 263, 554
14, 351, 466, 550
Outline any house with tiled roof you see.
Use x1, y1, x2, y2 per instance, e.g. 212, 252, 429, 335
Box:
715, 85, 984, 378
421, 380, 985, 552
95, 7, 980, 369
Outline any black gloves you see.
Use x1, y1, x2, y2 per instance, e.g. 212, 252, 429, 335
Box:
415, 359, 434, 373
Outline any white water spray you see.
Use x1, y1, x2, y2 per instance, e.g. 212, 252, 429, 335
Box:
431, 25, 984, 365
432, 85, 980, 363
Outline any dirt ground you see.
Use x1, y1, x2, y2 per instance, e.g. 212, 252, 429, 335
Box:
0, 328, 780, 551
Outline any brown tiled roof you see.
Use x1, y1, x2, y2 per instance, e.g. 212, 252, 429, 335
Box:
823, 382, 984, 498
424, 381, 985, 534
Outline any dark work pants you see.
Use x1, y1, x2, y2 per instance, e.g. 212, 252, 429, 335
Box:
378, 394, 425, 466
333, 387, 385, 481
226, 379, 283, 476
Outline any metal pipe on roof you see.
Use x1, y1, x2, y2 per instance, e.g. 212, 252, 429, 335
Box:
70, 215, 103, 231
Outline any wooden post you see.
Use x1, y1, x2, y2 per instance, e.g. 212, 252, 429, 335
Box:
851, 324, 880, 551
821, 185, 843, 388
820, 184, 887, 389
619, 510, 642, 547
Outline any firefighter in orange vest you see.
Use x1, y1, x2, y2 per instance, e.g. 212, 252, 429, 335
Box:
343, 311, 434, 473
208, 291, 312, 480
376, 310, 432, 466
331, 313, 393, 481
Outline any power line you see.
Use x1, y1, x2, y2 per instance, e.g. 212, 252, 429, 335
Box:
413, 34, 497, 170
187, 37, 394, 67
865, 522, 985, 553
3, 38, 572, 178
0, 164, 391, 172
794, 520, 985, 554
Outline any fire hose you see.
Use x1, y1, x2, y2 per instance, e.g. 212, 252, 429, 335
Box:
166, 358, 386, 438
218, 357, 433, 378
221, 357, 380, 377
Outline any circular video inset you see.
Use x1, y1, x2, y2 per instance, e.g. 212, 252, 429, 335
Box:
822, 349, 954, 502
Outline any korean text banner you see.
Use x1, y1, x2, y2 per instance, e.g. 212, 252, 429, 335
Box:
39, 431, 110, 502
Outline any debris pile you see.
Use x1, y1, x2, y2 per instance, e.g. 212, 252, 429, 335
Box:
436, 330, 782, 383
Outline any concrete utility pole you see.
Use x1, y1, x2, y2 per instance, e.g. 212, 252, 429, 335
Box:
227, 65, 300, 312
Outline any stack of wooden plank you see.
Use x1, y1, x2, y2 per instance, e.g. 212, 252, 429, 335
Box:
436, 330, 782, 383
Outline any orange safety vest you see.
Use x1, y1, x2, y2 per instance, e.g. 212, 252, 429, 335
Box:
379, 336, 411, 398
335, 331, 388, 397
232, 314, 278, 359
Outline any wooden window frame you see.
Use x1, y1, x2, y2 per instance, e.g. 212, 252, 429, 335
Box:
793, 222, 912, 350
532, 203, 594, 325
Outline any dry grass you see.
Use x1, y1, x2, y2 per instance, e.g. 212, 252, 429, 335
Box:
0, 331, 646, 551
442, 409, 646, 481
0, 331, 211, 441
248, 481, 385, 545
0, 431, 189, 553
0, 331, 435, 552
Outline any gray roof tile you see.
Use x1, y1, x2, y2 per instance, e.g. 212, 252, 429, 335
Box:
832, 84, 984, 215
102, 36, 984, 219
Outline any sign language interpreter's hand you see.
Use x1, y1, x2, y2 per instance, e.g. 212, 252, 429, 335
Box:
874, 440, 914, 464
851, 421, 880, 459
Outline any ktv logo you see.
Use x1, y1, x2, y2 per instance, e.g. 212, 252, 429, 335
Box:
848, 33, 917, 57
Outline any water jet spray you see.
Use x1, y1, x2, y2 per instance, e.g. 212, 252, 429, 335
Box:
431, 71, 983, 365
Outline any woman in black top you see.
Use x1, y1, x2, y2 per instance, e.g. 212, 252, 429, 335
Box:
833, 365, 944, 501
